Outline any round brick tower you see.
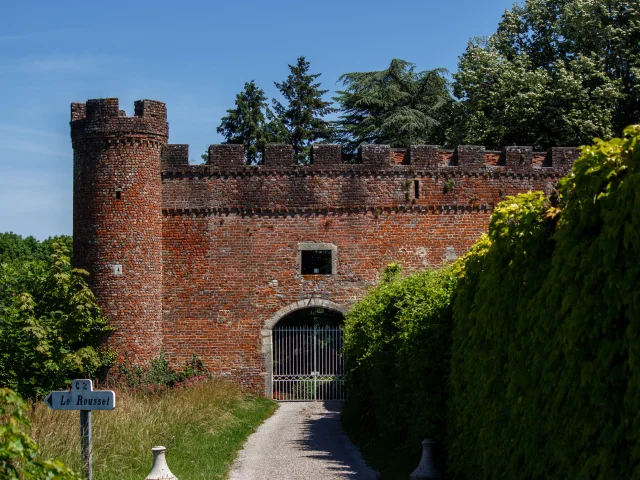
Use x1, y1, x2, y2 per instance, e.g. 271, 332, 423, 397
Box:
71, 98, 168, 363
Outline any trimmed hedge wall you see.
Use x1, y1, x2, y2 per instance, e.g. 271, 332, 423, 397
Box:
342, 265, 456, 476
448, 126, 640, 479
343, 126, 640, 479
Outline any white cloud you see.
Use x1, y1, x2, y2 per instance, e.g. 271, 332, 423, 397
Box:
0, 142, 70, 158
0, 56, 101, 75
0, 124, 70, 159
0, 28, 82, 42
0, 124, 66, 139
0, 33, 38, 41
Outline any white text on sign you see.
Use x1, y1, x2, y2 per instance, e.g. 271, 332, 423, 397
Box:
44, 379, 116, 411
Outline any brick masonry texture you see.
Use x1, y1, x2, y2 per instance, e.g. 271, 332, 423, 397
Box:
71, 98, 578, 394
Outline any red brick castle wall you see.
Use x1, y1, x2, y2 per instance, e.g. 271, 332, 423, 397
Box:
71, 98, 577, 393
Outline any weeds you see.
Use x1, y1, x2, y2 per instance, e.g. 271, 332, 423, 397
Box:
28, 378, 276, 480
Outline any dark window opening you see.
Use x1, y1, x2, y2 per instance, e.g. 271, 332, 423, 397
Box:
115, 191, 122, 200
301, 250, 332, 274
414, 180, 420, 199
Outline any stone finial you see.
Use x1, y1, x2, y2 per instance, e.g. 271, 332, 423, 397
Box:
409, 439, 439, 479
145, 446, 178, 480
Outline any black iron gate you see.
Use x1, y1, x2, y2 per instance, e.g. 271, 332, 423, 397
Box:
272, 325, 346, 401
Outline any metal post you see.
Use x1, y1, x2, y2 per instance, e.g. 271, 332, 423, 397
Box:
80, 410, 92, 480
313, 324, 317, 401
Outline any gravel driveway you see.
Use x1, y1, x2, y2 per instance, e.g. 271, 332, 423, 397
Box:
229, 401, 378, 480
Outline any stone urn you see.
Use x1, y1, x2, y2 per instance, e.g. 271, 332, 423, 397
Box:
145, 446, 178, 480
409, 439, 439, 479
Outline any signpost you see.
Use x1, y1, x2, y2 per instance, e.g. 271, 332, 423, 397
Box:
45, 379, 115, 480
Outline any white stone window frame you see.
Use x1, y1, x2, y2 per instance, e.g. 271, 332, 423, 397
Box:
297, 242, 337, 275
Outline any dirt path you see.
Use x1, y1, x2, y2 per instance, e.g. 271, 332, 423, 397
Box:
229, 401, 378, 480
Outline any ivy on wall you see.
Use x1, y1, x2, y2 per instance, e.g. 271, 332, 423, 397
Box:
449, 126, 640, 479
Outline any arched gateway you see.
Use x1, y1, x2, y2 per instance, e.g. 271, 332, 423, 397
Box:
70, 97, 576, 397
262, 299, 348, 400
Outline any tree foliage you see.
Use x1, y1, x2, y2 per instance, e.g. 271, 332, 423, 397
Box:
342, 265, 456, 476
1, 388, 80, 479
334, 59, 452, 155
0, 241, 114, 399
448, 125, 640, 478
0, 233, 72, 265
272, 56, 336, 163
452, 0, 639, 149
217, 80, 272, 164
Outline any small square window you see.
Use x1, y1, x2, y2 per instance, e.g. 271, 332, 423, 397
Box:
301, 250, 332, 274
298, 242, 337, 275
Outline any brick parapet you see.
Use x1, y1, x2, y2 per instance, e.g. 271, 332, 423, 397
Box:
160, 166, 568, 212
162, 144, 189, 169
71, 98, 168, 143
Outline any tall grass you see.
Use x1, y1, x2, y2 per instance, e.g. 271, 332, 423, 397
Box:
28, 378, 277, 479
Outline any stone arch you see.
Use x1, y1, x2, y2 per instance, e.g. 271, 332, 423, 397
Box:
261, 298, 348, 397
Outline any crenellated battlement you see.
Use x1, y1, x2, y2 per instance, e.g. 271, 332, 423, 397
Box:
71, 98, 168, 141
159, 140, 577, 213
160, 144, 576, 214
160, 142, 578, 173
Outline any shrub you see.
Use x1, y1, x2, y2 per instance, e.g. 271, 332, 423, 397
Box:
111, 352, 209, 396
448, 126, 640, 479
342, 264, 456, 474
0, 241, 114, 399
0, 387, 79, 479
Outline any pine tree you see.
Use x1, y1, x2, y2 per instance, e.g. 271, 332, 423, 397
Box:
217, 81, 271, 164
334, 59, 452, 155
272, 57, 337, 164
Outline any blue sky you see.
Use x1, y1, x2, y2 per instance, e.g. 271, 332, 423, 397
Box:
1, 0, 516, 239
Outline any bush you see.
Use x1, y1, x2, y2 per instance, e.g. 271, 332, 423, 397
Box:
0, 241, 114, 399
342, 264, 456, 476
112, 352, 209, 396
448, 126, 640, 479
0, 387, 79, 479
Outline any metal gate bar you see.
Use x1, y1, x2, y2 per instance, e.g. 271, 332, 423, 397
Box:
272, 326, 346, 401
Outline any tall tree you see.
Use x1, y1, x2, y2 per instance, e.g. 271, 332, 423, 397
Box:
333, 59, 452, 155
217, 80, 271, 164
452, 0, 639, 149
0, 232, 72, 265
272, 57, 337, 163
0, 241, 113, 399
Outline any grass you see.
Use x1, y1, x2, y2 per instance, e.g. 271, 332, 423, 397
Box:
28, 378, 277, 479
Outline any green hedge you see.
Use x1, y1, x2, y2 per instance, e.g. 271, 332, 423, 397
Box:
342, 265, 456, 476
448, 126, 640, 479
